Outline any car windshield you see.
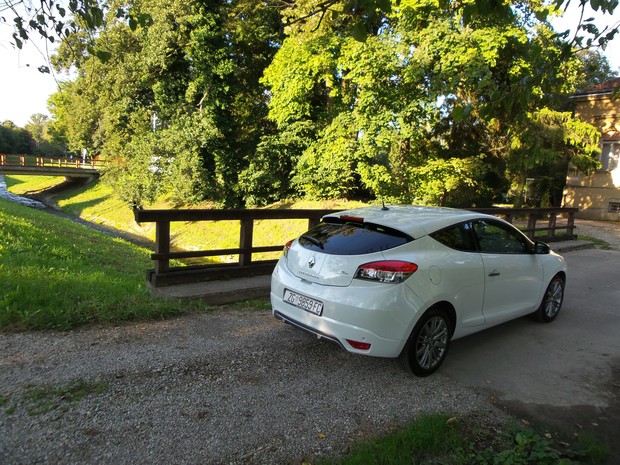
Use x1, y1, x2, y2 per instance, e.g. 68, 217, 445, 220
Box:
298, 218, 413, 255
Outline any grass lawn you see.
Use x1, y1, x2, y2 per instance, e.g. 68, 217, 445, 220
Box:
0, 197, 205, 331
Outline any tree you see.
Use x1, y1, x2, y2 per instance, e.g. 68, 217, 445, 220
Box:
575, 49, 619, 89
23, 113, 68, 156
259, 0, 601, 206
48, 0, 283, 208
507, 109, 601, 207
0, 120, 35, 154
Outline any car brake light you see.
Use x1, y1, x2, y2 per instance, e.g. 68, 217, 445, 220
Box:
339, 215, 364, 223
346, 339, 371, 350
355, 260, 418, 283
283, 239, 294, 258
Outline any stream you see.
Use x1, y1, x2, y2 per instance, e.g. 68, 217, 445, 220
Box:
0, 174, 47, 209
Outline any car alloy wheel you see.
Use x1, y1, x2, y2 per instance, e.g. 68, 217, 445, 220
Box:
535, 275, 564, 322
399, 308, 451, 377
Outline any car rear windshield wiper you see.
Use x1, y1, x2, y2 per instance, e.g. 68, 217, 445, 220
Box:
301, 234, 324, 249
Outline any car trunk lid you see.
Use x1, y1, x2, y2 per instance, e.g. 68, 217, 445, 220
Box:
286, 243, 385, 287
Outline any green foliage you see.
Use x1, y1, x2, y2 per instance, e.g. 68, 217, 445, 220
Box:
239, 121, 316, 206
15, 0, 618, 209
469, 424, 592, 465
258, 0, 610, 207
49, 0, 283, 208
317, 414, 466, 465
104, 112, 219, 208
293, 114, 362, 199
576, 50, 619, 90
24, 114, 69, 156
506, 108, 601, 206
318, 414, 606, 465
0, 116, 70, 157
0, 120, 35, 154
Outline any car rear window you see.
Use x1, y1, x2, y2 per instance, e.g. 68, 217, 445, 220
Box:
298, 218, 413, 255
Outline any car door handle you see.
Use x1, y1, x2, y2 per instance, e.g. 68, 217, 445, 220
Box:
488, 270, 501, 277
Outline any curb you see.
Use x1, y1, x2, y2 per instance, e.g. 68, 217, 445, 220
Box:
550, 240, 596, 253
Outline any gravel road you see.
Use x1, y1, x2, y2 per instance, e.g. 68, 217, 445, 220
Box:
0, 306, 509, 464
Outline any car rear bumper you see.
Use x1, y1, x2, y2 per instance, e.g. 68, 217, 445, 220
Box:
270, 259, 426, 358
273, 310, 346, 350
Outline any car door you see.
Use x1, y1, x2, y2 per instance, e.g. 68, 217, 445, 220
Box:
428, 221, 486, 331
473, 219, 543, 325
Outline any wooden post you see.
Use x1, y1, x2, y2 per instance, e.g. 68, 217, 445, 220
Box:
239, 218, 253, 266
308, 218, 321, 229
527, 214, 537, 240
547, 213, 557, 239
566, 211, 575, 239
155, 221, 170, 273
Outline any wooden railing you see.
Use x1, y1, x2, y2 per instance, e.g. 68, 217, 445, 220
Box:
470, 207, 578, 242
135, 206, 579, 287
0, 154, 104, 170
134, 208, 339, 286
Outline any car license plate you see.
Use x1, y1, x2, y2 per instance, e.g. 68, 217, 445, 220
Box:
283, 289, 323, 316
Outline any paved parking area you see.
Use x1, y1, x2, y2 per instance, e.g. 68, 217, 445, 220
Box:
442, 247, 620, 463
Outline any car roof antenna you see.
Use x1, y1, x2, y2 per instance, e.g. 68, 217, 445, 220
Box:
381, 201, 389, 211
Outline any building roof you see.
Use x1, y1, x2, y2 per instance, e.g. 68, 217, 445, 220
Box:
572, 78, 620, 97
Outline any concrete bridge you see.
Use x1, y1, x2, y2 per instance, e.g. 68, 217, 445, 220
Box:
0, 154, 103, 180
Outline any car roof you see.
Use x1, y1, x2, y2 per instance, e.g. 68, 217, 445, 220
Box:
323, 205, 498, 239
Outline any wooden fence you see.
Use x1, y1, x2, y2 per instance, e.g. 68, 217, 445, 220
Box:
472, 207, 578, 242
134, 209, 338, 286
134, 206, 578, 287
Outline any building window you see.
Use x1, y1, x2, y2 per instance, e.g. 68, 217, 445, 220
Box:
609, 202, 620, 213
600, 142, 620, 171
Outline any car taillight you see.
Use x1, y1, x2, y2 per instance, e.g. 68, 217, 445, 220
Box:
283, 239, 294, 258
355, 260, 418, 284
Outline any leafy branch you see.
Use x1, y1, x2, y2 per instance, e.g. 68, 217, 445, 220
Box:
1, 0, 151, 71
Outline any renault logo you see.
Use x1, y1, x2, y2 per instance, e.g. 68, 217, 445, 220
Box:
308, 256, 316, 268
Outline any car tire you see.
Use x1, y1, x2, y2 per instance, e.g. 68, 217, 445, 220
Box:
399, 307, 451, 377
534, 275, 564, 322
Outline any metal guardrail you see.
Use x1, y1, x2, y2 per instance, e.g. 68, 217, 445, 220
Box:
135, 207, 579, 287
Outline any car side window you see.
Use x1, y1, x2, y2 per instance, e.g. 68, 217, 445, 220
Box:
430, 222, 477, 252
473, 220, 530, 254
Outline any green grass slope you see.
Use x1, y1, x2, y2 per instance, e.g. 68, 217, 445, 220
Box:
0, 198, 204, 331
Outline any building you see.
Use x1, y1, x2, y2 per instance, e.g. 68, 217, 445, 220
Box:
563, 78, 620, 220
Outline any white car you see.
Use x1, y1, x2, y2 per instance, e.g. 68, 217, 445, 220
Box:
270, 205, 567, 376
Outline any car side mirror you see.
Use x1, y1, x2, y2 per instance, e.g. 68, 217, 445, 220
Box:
534, 241, 551, 255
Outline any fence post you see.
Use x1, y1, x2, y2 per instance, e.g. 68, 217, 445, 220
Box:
239, 218, 253, 266
567, 211, 575, 238
308, 217, 321, 229
547, 212, 557, 239
527, 213, 537, 240
155, 221, 171, 273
